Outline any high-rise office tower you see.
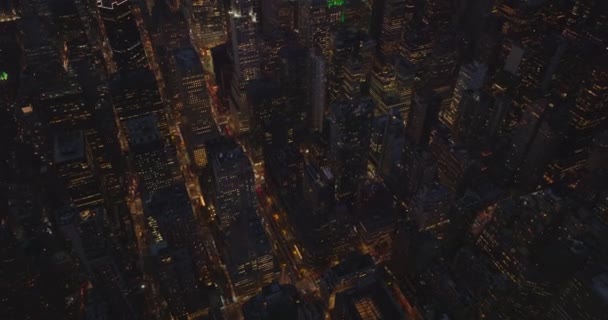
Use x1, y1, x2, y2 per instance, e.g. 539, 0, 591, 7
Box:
264, 146, 303, 208
410, 184, 452, 233
430, 135, 477, 194
83, 126, 127, 231
109, 70, 178, 183
398, 22, 432, 65
87, 257, 139, 319
124, 115, 177, 194
190, 0, 226, 49
298, 162, 350, 264
309, 51, 327, 132
452, 90, 491, 144
97, 0, 148, 73
298, 0, 348, 57
228, 1, 261, 133
242, 283, 323, 319
146, 184, 204, 317
370, 0, 413, 57
424, 36, 460, 88
279, 43, 309, 126
18, 17, 65, 92
262, 0, 295, 35
550, 65, 608, 179
369, 58, 407, 117
379, 110, 406, 179
406, 89, 441, 147
424, 0, 453, 33
154, 248, 203, 319
244, 79, 288, 166
485, 71, 517, 140
518, 36, 568, 94
211, 144, 256, 229
259, 30, 292, 78
149, 1, 191, 50
394, 57, 416, 119
396, 0, 457, 87
517, 120, 559, 189
51, 0, 93, 64
303, 163, 336, 215
41, 72, 91, 130
246, 80, 289, 151
327, 27, 374, 104
53, 131, 105, 210
330, 271, 407, 320
496, 0, 544, 40
402, 146, 437, 198
224, 209, 276, 298
146, 184, 200, 251
504, 97, 549, 181
370, 114, 389, 165
110, 69, 166, 122
441, 61, 487, 129
173, 47, 217, 168
329, 97, 374, 205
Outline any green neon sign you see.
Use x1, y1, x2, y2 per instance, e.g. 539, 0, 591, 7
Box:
327, 0, 344, 8
341, 11, 345, 23
0, 72, 7, 81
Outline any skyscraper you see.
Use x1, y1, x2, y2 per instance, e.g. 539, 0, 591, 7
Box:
190, 0, 227, 49
51, 0, 93, 63
53, 130, 104, 210
146, 184, 200, 252
452, 89, 491, 144
224, 209, 276, 298
110, 69, 165, 122
309, 51, 327, 132
327, 27, 374, 104
242, 283, 323, 319
278, 43, 309, 125
441, 61, 488, 129
146, 184, 205, 317
124, 115, 177, 194
149, 1, 191, 50
228, 2, 261, 132
173, 47, 218, 168
406, 89, 441, 147
211, 143, 256, 228
262, 0, 295, 35
97, 0, 148, 73
329, 97, 374, 205
504, 97, 550, 181
379, 110, 406, 179
370, 0, 413, 57
246, 79, 289, 153
369, 58, 407, 117
298, 0, 347, 57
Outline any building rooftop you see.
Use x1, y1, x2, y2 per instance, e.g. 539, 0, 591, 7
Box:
331, 273, 406, 320
226, 210, 272, 265
53, 131, 85, 164
124, 115, 162, 149
174, 47, 204, 75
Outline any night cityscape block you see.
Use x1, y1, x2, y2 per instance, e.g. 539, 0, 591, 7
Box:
1, 0, 608, 319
